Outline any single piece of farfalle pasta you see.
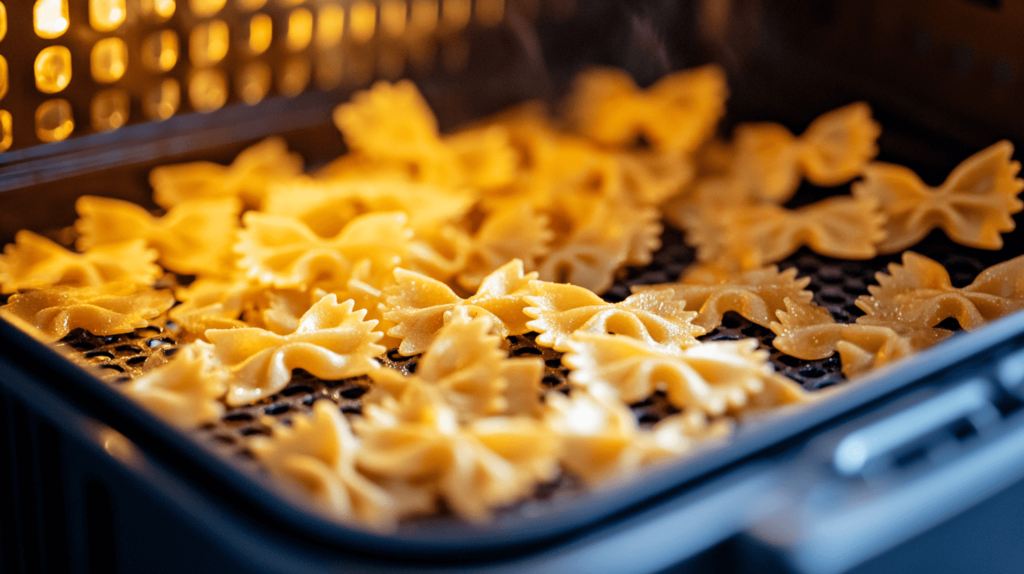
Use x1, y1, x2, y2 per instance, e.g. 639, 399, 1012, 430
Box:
382, 259, 537, 356
169, 276, 262, 337
122, 342, 226, 428
769, 298, 942, 378
685, 196, 885, 270
150, 137, 304, 210
565, 65, 728, 154
617, 150, 695, 206
856, 251, 1024, 333
0, 232, 161, 294
457, 204, 552, 292
634, 265, 817, 332
563, 332, 809, 417
538, 197, 661, 293
0, 282, 175, 342
370, 314, 544, 421
524, 282, 704, 352
236, 211, 412, 290
75, 196, 242, 277
853, 140, 1024, 253
264, 178, 475, 238
542, 386, 659, 485
355, 382, 559, 523
251, 400, 398, 531
732, 102, 880, 203
205, 295, 385, 406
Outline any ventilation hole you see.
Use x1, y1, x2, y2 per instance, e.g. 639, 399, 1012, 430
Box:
513, 347, 543, 356
545, 359, 562, 368
214, 434, 236, 444
84, 350, 114, 360
799, 366, 826, 378
224, 413, 253, 423
280, 385, 314, 397
70, 340, 97, 351
264, 404, 290, 416
340, 404, 362, 414
720, 313, 743, 329
542, 376, 562, 387
99, 364, 124, 373
777, 354, 802, 368
821, 294, 846, 305
162, 347, 179, 357
240, 427, 268, 437
125, 356, 147, 366
147, 338, 173, 348
339, 386, 368, 399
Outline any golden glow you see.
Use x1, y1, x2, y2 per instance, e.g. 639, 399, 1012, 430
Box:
316, 5, 345, 49
34, 0, 70, 40
142, 30, 179, 72
141, 0, 176, 20
144, 78, 180, 119
441, 0, 470, 31
0, 110, 11, 152
286, 8, 313, 52
236, 0, 267, 11
189, 68, 228, 112
90, 0, 126, 32
190, 19, 230, 67
237, 60, 270, 104
91, 88, 130, 131
91, 37, 128, 84
35, 99, 74, 142
189, 0, 226, 17
381, 0, 407, 37
476, 0, 504, 26
0, 56, 7, 101
279, 55, 310, 97
410, 0, 438, 34
0, 2, 8, 43
35, 46, 72, 94
248, 13, 273, 55
349, 0, 376, 44
315, 52, 343, 90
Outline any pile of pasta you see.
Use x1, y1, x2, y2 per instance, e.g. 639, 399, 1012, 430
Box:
2, 64, 1024, 531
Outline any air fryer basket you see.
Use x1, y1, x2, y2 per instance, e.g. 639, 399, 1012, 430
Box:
4, 0, 1024, 572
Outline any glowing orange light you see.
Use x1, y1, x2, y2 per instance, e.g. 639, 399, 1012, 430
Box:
34, 0, 70, 40
35, 46, 72, 94
248, 13, 272, 55
0, 110, 11, 152
441, 0, 470, 31
237, 61, 270, 104
316, 5, 345, 49
476, 0, 504, 26
287, 8, 313, 52
90, 0, 126, 32
91, 37, 128, 84
36, 99, 74, 142
279, 55, 310, 96
189, 68, 228, 112
381, 0, 407, 37
0, 56, 7, 102
190, 0, 226, 18
91, 88, 130, 131
145, 78, 180, 120
410, 0, 439, 35
190, 19, 230, 66
142, 30, 179, 72
141, 0, 176, 20
349, 0, 376, 44
0, 2, 8, 43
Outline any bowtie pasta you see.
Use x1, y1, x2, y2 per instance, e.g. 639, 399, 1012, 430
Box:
2, 64, 1023, 533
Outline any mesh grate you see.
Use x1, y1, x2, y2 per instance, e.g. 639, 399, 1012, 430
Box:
49, 216, 1009, 526
55, 221, 1000, 456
